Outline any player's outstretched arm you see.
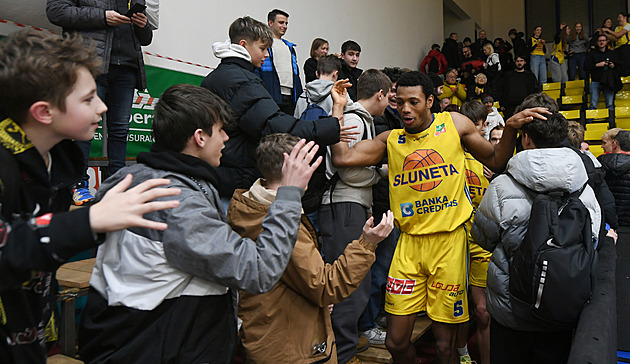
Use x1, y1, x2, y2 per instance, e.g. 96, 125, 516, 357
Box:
457, 107, 550, 172
89, 174, 181, 233
281, 139, 322, 190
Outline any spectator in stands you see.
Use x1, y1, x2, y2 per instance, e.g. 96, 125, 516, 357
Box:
304, 38, 330, 83
601, 128, 623, 153
472, 110, 601, 364
338, 40, 364, 101
495, 37, 515, 71
468, 72, 488, 102
230, 133, 394, 364
47, 0, 153, 205
566, 121, 619, 237
420, 44, 448, 75
294, 55, 349, 118
508, 29, 529, 62
607, 13, 630, 76
79, 84, 321, 363
501, 55, 540, 118
200, 16, 354, 209
489, 125, 504, 145
443, 33, 461, 70
473, 30, 491, 59
550, 23, 570, 83
598, 130, 630, 237
529, 26, 547, 84
257, 9, 302, 114
568, 22, 589, 80
428, 71, 445, 114
593, 18, 616, 50
585, 34, 622, 111
439, 68, 467, 107
482, 95, 505, 139
483, 43, 502, 97
460, 46, 475, 69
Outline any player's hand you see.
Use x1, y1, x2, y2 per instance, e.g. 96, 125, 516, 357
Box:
331, 79, 351, 106
361, 211, 394, 246
281, 139, 322, 191
131, 12, 148, 28
106, 10, 131, 26
505, 107, 551, 129
90, 175, 181, 233
339, 124, 360, 143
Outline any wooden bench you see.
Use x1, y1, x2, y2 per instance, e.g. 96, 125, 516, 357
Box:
56, 258, 96, 356
47, 354, 84, 363
357, 315, 433, 364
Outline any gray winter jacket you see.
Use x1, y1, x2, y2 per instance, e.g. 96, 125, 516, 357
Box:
472, 148, 601, 331
293, 79, 354, 118
90, 161, 305, 310
46, 0, 152, 90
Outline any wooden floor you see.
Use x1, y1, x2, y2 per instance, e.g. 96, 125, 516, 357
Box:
357, 315, 432, 364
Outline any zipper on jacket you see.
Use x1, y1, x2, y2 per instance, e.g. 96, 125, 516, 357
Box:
534, 260, 548, 308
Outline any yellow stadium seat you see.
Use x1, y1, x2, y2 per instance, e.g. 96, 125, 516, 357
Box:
562, 95, 583, 105
542, 82, 561, 91
543, 90, 561, 100
616, 119, 630, 129
565, 80, 585, 89
584, 129, 605, 141
585, 109, 609, 120
565, 88, 583, 96
617, 106, 630, 117
622, 76, 630, 84
559, 110, 580, 120
585, 122, 608, 131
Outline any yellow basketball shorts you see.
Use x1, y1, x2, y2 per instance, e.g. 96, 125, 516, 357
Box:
385, 225, 469, 324
468, 237, 492, 288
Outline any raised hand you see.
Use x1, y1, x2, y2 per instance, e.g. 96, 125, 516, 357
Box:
89, 174, 181, 233
281, 139, 322, 191
361, 211, 395, 246
505, 107, 551, 129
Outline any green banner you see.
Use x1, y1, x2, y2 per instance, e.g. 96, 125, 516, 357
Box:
89, 65, 207, 157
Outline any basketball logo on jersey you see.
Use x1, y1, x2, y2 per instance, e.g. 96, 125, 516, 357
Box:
393, 149, 459, 192
465, 169, 486, 199
435, 122, 446, 136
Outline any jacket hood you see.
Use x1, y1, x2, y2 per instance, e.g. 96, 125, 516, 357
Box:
305, 79, 334, 103
506, 147, 588, 193
344, 100, 373, 122
599, 152, 630, 176
212, 39, 251, 61
136, 144, 221, 188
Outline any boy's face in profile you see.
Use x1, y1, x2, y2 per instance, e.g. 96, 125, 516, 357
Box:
472, 118, 487, 137
200, 122, 229, 167
343, 50, 360, 68
242, 39, 270, 68
49, 67, 106, 142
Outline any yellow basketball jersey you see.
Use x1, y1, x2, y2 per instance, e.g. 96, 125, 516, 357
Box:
388, 112, 473, 235
615, 25, 630, 48
464, 152, 489, 211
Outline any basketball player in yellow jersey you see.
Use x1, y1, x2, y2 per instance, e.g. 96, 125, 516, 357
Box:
329, 71, 550, 364
457, 100, 492, 364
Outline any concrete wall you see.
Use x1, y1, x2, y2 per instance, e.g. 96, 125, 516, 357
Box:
443, 0, 526, 42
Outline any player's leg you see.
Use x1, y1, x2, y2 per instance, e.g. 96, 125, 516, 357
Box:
385, 313, 417, 364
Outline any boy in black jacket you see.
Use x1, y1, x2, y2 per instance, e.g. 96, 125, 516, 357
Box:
0, 30, 180, 363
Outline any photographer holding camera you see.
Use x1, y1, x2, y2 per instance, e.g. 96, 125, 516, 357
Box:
585, 34, 622, 111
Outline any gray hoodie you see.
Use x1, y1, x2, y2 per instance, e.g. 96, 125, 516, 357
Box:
294, 79, 354, 118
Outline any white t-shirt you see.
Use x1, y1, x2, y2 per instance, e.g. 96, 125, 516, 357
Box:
272, 38, 294, 95
484, 107, 505, 140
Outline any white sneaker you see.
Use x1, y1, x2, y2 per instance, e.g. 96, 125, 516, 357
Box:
360, 327, 387, 345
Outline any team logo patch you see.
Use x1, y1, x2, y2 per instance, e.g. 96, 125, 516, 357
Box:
400, 202, 414, 217
434, 122, 446, 136
386, 277, 415, 295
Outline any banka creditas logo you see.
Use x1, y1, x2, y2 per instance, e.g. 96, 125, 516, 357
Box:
393, 149, 459, 192
386, 277, 416, 295
400, 202, 414, 217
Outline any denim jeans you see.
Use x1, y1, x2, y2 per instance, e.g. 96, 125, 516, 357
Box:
78, 65, 137, 179
568, 52, 586, 80
589, 81, 615, 110
530, 54, 547, 84
358, 226, 400, 331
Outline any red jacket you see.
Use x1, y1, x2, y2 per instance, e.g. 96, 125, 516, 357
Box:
420, 49, 448, 74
